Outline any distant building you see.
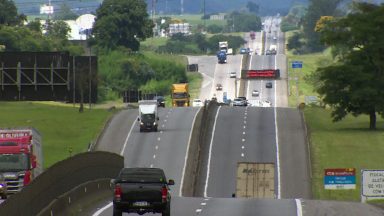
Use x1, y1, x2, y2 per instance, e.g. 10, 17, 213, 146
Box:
168, 23, 191, 36
210, 14, 225, 20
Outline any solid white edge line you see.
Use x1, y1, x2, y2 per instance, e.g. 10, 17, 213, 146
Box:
93, 202, 113, 216
295, 199, 303, 216
274, 34, 281, 199
120, 119, 136, 155
204, 106, 221, 198
180, 107, 202, 196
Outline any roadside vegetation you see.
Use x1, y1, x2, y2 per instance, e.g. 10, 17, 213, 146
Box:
285, 1, 384, 201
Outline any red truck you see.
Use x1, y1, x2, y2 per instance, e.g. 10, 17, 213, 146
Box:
0, 128, 43, 198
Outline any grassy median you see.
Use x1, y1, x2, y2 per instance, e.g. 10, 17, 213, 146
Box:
0, 102, 113, 169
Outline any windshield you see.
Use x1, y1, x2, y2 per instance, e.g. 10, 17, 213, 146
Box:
173, 92, 188, 99
142, 114, 155, 122
0, 153, 30, 172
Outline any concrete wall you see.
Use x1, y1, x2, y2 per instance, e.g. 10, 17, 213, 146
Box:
0, 151, 123, 216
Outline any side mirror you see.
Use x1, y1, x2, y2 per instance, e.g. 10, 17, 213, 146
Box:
168, 179, 175, 185
31, 155, 37, 168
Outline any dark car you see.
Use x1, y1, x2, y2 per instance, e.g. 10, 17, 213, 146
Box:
216, 84, 223, 91
153, 96, 165, 107
266, 82, 273, 88
112, 168, 174, 216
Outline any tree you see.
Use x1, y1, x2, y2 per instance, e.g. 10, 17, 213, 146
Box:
92, 0, 154, 51
314, 2, 384, 129
301, 0, 344, 52
0, 0, 25, 26
226, 12, 261, 32
54, 3, 78, 20
246, 1, 259, 14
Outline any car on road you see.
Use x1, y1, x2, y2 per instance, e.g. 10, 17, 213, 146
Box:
252, 90, 259, 97
273, 36, 277, 40
266, 82, 273, 88
192, 99, 204, 107
111, 168, 174, 216
229, 71, 236, 78
232, 97, 247, 106
153, 96, 165, 107
216, 84, 223, 91
240, 48, 247, 54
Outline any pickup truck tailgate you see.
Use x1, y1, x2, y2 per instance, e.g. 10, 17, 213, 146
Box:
121, 183, 163, 202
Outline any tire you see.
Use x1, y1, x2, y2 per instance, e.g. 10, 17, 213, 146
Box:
140, 128, 143, 132
162, 202, 170, 216
154, 126, 158, 132
113, 207, 122, 216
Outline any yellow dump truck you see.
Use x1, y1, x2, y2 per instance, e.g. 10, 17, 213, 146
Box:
236, 162, 275, 198
171, 83, 190, 107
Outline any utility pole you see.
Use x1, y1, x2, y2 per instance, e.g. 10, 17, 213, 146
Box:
181, 0, 184, 15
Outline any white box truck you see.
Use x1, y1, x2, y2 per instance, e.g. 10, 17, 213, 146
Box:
138, 100, 159, 132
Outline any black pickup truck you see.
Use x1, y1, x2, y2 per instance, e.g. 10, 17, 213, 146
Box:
111, 168, 174, 216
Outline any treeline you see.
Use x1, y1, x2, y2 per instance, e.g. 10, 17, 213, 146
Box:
156, 33, 246, 54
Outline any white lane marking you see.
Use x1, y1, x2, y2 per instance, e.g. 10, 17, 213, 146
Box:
273, 38, 281, 199
241, 153, 245, 157
157, 137, 161, 141
245, 112, 247, 115
242, 146, 245, 149
120, 119, 136, 155
201, 202, 207, 206
295, 199, 303, 216
196, 209, 202, 213
155, 145, 158, 150
166, 115, 168, 118
243, 132, 245, 135
243, 126, 246, 129
164, 119, 167, 122
160, 131, 163, 134
180, 107, 201, 196
150, 164, 153, 168
162, 124, 165, 128
242, 139, 245, 142
92, 202, 112, 216
153, 154, 156, 159
244, 121, 247, 124
204, 106, 221, 198
244, 116, 247, 119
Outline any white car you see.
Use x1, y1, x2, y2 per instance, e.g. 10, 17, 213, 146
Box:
192, 99, 204, 107
252, 90, 259, 97
229, 72, 236, 78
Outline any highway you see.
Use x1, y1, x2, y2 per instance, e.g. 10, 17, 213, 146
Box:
94, 107, 200, 216
25, 16, 383, 216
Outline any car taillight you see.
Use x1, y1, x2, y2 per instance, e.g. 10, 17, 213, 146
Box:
23, 170, 31, 186
161, 186, 167, 202
114, 184, 122, 201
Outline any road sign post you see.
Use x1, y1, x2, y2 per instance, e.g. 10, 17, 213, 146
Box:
324, 168, 356, 190
361, 170, 384, 202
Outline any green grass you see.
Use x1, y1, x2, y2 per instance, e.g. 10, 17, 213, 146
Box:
286, 35, 333, 107
187, 72, 203, 100
305, 107, 384, 201
141, 37, 169, 51
0, 102, 113, 169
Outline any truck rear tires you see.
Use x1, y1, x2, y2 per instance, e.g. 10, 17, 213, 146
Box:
162, 203, 171, 216
113, 207, 122, 216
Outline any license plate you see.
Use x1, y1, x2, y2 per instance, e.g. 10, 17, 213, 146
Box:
133, 201, 149, 206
